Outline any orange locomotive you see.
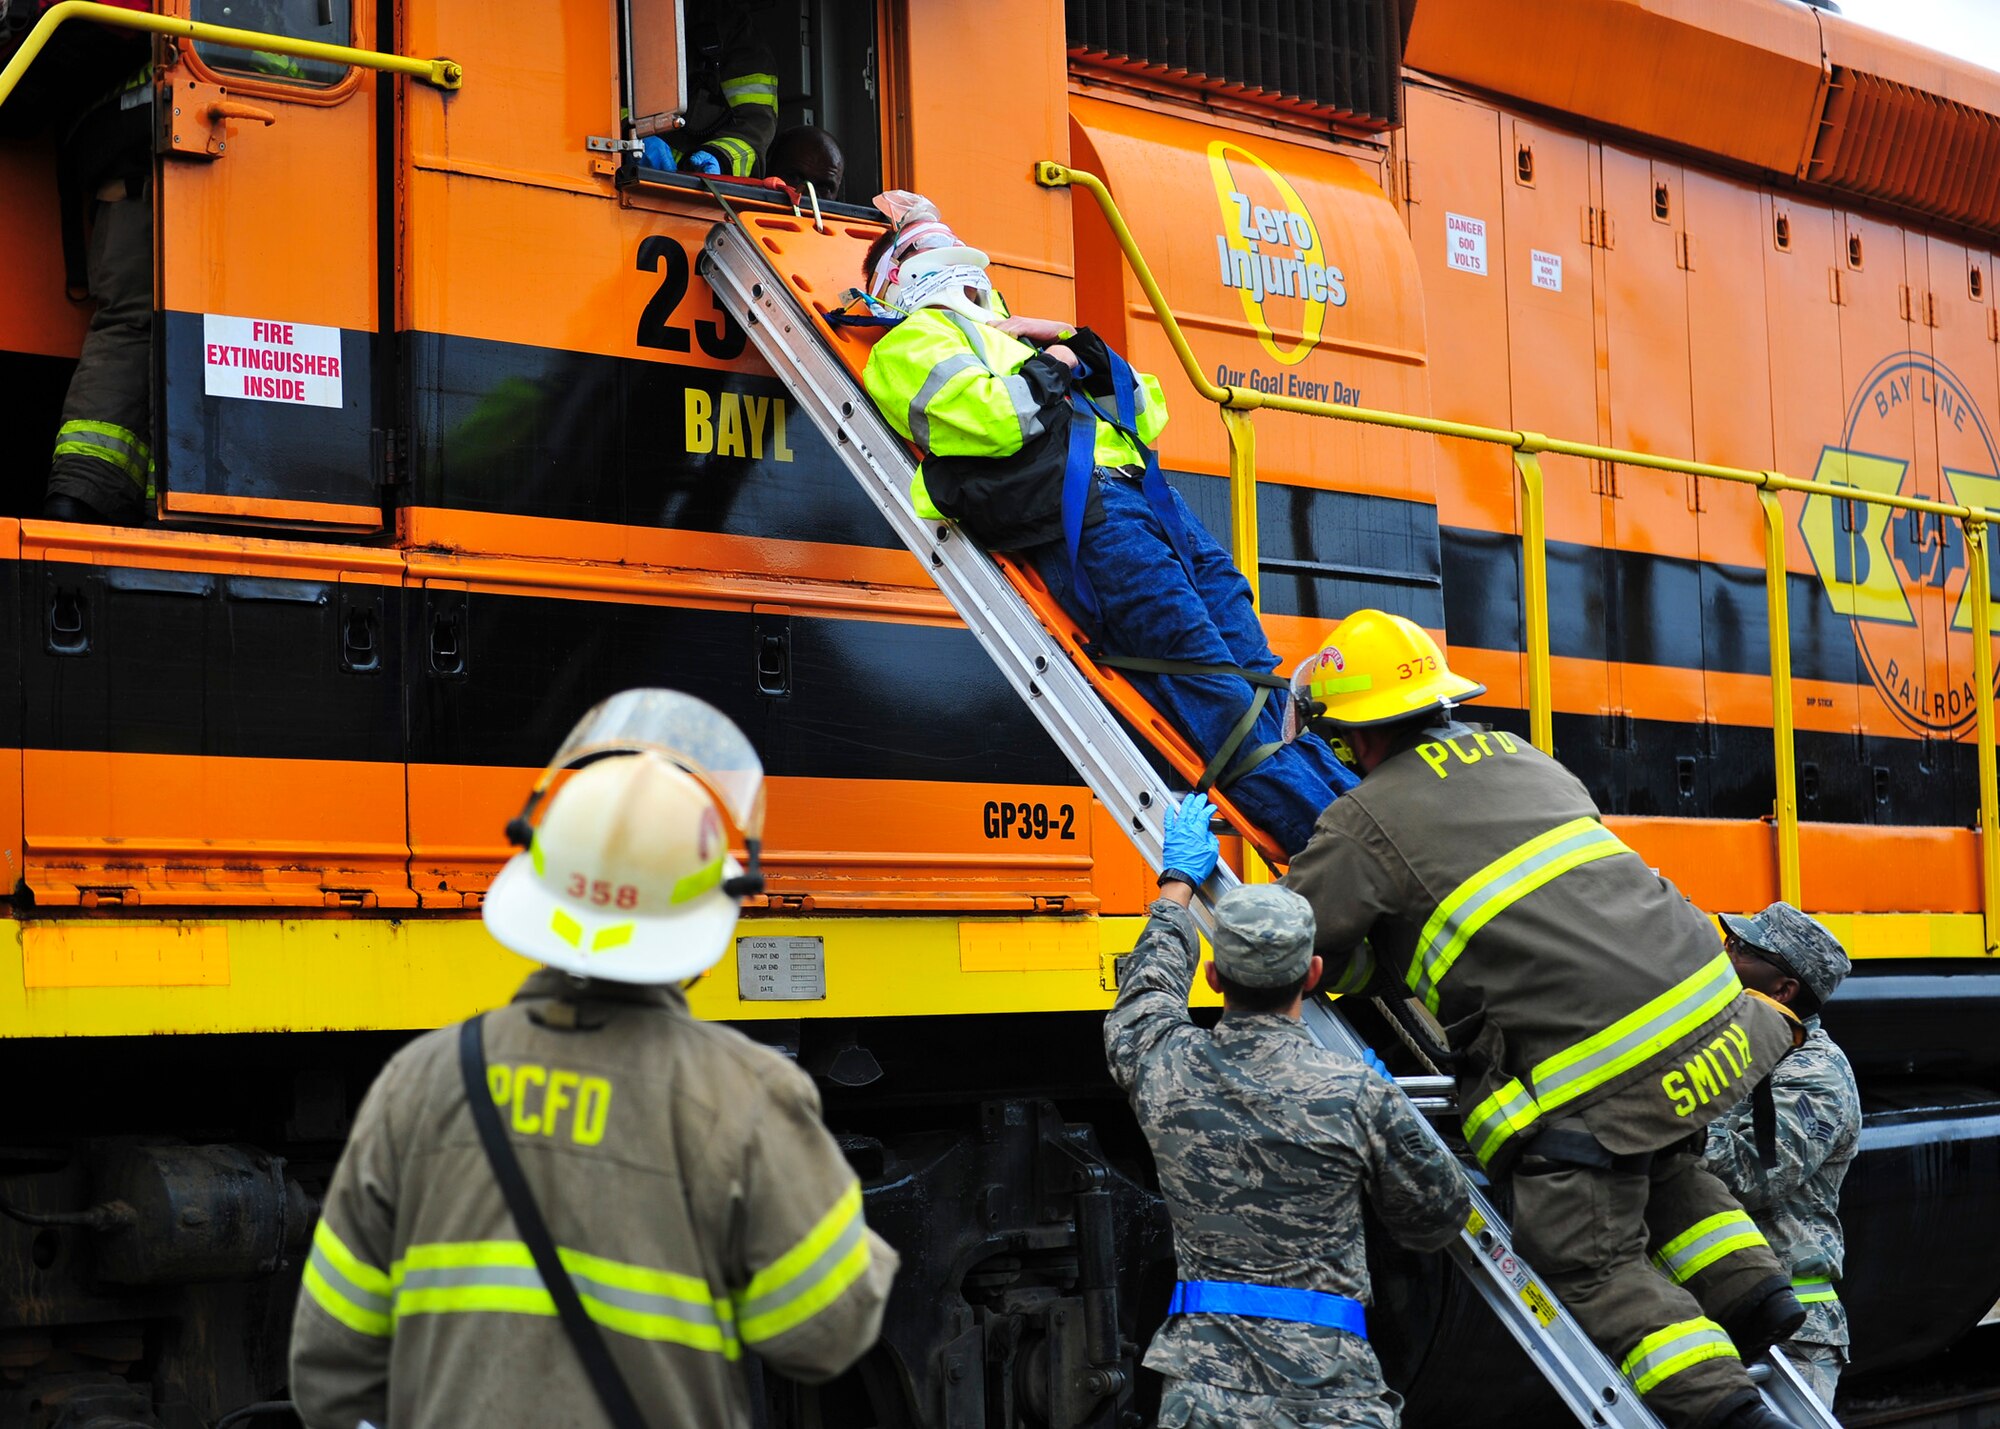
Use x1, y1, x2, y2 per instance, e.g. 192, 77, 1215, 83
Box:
0, 0, 1998, 1424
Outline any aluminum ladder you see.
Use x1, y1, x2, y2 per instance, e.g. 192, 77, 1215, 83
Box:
699, 214, 1840, 1429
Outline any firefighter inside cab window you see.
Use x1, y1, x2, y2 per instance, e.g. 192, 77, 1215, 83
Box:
27, 0, 349, 530
193, 0, 352, 86
636, 1, 779, 178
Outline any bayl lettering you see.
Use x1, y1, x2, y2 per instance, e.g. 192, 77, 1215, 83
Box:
685, 386, 797, 461
1797, 352, 2000, 736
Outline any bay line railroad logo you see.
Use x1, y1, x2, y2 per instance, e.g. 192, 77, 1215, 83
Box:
1798, 352, 2000, 736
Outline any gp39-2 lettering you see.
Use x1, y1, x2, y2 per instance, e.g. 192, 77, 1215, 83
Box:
982, 800, 1076, 840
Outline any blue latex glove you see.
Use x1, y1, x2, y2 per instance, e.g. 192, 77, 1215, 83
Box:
640, 135, 676, 170
1361, 1047, 1390, 1079
1161, 791, 1220, 885
684, 148, 723, 175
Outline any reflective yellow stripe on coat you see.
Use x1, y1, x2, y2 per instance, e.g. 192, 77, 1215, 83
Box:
719, 71, 779, 110
303, 1220, 395, 1337
1462, 951, 1743, 1167
704, 135, 759, 176
304, 1219, 742, 1355
393, 1239, 740, 1355
735, 1181, 872, 1344
1408, 816, 1629, 1014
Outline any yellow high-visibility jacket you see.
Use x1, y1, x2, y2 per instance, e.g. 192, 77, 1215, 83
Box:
863, 309, 1167, 548
289, 971, 897, 1428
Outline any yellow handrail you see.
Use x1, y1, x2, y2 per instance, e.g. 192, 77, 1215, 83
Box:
0, 0, 462, 112
1037, 158, 2000, 948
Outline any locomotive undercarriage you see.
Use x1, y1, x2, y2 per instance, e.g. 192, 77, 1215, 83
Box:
5, 991, 2000, 1429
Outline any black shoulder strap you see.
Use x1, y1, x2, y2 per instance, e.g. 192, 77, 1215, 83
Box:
1752, 1073, 1780, 1172
458, 1015, 649, 1429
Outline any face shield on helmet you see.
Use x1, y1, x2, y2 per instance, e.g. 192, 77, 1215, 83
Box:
1283, 648, 1355, 745
483, 690, 766, 984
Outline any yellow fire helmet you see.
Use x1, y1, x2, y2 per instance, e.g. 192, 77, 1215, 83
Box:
1284, 609, 1486, 737
484, 753, 745, 984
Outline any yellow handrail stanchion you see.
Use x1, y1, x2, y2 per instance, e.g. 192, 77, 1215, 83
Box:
1220, 407, 1271, 885
1036, 163, 1231, 406
1512, 444, 1554, 755
0, 0, 462, 112
1967, 521, 2000, 953
1759, 488, 1802, 906
1223, 408, 1260, 610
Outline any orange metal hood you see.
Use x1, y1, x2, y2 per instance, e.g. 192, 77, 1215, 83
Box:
1067, 95, 1435, 507
1406, 0, 2000, 238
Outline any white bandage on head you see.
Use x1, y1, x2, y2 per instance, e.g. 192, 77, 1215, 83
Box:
870, 191, 993, 319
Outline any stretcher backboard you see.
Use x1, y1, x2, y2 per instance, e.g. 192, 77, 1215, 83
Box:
730, 201, 1292, 865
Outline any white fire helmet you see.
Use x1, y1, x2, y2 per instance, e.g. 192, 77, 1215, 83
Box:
483, 690, 767, 984
484, 754, 743, 983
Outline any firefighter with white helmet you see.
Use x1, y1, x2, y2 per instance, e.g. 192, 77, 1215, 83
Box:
290, 691, 897, 1429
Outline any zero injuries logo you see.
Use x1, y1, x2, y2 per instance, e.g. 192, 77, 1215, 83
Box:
1798, 352, 2000, 736
1207, 139, 1345, 367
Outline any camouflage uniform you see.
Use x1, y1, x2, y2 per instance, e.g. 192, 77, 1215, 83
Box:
1106, 886, 1469, 1427
1707, 906, 1861, 1408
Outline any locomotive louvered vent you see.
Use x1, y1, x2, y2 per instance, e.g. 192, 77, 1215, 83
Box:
1066, 0, 1404, 129
1806, 67, 2000, 235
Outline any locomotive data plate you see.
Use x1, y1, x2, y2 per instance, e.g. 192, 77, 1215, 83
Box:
737, 936, 827, 1001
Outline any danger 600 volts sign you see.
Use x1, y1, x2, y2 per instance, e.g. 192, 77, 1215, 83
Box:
203, 314, 344, 408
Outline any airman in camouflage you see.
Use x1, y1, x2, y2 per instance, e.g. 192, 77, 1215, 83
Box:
1706, 904, 1861, 1407
1106, 862, 1469, 1428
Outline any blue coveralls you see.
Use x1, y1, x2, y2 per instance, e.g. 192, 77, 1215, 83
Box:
861, 307, 1353, 856
1028, 477, 1356, 858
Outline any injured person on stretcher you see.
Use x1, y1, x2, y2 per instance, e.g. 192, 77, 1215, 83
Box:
853, 192, 1356, 856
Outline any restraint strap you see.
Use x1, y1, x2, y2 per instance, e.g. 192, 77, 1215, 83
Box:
458, 1016, 649, 1429
1168, 1280, 1368, 1336
1197, 684, 1273, 792
1087, 652, 1288, 687
1084, 651, 1289, 791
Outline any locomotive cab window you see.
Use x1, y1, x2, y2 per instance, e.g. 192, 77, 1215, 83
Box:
192, 0, 353, 88
622, 0, 882, 203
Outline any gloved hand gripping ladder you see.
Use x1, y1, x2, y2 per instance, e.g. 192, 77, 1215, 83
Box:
697, 213, 1841, 1429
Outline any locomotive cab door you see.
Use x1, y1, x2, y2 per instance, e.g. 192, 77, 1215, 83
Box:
153, 0, 387, 531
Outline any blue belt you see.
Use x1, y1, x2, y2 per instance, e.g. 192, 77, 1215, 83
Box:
1168, 1280, 1368, 1336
